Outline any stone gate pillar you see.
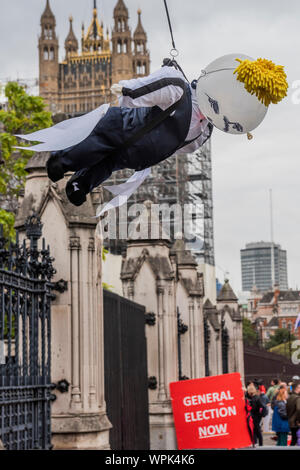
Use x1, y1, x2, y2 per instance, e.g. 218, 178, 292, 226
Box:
15, 153, 111, 450
120, 201, 178, 450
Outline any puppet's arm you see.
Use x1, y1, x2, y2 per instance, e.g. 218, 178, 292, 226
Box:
112, 67, 187, 111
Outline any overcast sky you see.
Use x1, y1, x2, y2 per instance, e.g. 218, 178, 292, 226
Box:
1, 0, 300, 295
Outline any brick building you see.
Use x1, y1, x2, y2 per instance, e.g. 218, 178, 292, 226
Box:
249, 287, 300, 342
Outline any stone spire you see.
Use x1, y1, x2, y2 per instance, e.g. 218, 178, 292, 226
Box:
217, 279, 238, 302
133, 8, 149, 77
113, 0, 129, 18
82, 1, 110, 53
171, 239, 197, 268
65, 16, 78, 57
134, 9, 147, 40
41, 0, 55, 21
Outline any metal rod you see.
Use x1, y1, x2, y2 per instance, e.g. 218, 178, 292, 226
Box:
163, 0, 176, 50
269, 189, 275, 289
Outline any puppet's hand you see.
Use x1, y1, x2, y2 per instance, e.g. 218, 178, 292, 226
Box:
111, 84, 123, 97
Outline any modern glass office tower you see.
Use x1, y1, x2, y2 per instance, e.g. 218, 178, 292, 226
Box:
240, 241, 288, 292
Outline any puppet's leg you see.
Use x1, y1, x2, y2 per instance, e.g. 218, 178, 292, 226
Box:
47, 135, 111, 182
65, 156, 117, 206
46, 123, 123, 183
46, 107, 124, 182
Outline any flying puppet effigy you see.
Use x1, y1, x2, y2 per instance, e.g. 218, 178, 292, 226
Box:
15, 1, 288, 217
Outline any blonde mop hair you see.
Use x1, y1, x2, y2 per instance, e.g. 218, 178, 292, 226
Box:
234, 58, 288, 107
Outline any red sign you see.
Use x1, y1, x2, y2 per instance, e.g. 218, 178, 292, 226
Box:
170, 373, 252, 450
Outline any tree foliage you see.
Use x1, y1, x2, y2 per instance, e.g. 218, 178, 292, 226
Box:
0, 82, 52, 239
265, 328, 296, 350
242, 317, 259, 346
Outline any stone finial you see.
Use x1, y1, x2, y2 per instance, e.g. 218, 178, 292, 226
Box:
217, 279, 238, 302
134, 7, 147, 38
171, 239, 197, 267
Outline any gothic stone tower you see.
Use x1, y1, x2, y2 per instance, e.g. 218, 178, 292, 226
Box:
133, 9, 150, 77
38, 0, 59, 111
111, 0, 133, 83
38, 0, 150, 114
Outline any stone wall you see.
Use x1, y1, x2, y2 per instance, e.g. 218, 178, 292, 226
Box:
119, 202, 245, 449
15, 153, 111, 450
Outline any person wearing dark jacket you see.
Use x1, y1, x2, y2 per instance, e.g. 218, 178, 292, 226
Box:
246, 383, 264, 446
286, 380, 300, 446
272, 387, 290, 446
258, 383, 271, 432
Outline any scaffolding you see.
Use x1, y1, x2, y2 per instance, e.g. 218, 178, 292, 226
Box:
102, 139, 215, 266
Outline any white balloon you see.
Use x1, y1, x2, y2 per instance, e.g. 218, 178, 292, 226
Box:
196, 53, 268, 135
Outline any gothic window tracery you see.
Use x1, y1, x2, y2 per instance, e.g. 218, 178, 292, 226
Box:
136, 61, 146, 75
49, 47, 54, 61
136, 42, 144, 54
43, 47, 49, 60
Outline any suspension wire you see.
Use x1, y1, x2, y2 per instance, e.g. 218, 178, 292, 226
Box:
163, 0, 177, 55
163, 0, 190, 83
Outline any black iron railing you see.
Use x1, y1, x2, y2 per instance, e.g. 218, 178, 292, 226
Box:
204, 316, 210, 376
221, 318, 229, 374
177, 308, 189, 381
0, 214, 55, 450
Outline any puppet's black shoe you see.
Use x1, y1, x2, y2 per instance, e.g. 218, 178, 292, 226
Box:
65, 175, 87, 207
46, 152, 65, 182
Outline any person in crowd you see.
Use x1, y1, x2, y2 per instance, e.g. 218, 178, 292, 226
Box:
257, 380, 271, 432
246, 383, 264, 446
286, 380, 300, 446
271, 383, 287, 410
266, 378, 280, 437
272, 387, 290, 446
267, 379, 280, 402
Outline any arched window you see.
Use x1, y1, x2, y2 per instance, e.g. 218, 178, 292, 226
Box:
43, 47, 49, 60
122, 20, 126, 32
118, 20, 122, 32
48, 27, 53, 39
137, 61, 141, 74
117, 40, 122, 54
49, 47, 54, 61
123, 41, 127, 54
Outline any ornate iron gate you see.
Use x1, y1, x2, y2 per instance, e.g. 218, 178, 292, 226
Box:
0, 215, 55, 450
103, 290, 149, 450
